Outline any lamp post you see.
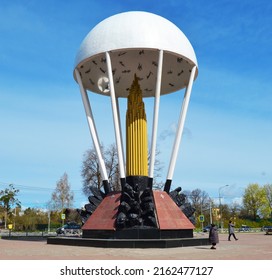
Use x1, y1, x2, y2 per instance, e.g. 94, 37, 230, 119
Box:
48, 211, 51, 233
209, 199, 213, 225
219, 184, 229, 232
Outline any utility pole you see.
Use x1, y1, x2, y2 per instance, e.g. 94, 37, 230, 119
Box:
48, 211, 51, 233
219, 184, 229, 233
209, 199, 213, 225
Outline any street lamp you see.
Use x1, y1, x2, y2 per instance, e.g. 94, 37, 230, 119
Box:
219, 184, 229, 232
209, 199, 213, 225
48, 211, 51, 233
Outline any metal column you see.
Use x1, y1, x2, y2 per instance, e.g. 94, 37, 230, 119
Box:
148, 50, 164, 188
106, 52, 126, 189
75, 69, 110, 194
164, 65, 197, 193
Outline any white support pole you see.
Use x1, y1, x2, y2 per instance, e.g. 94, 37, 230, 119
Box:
75, 69, 110, 191
164, 65, 197, 192
148, 49, 164, 188
106, 52, 126, 187
116, 97, 126, 172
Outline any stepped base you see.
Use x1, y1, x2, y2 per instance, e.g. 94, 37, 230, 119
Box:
82, 228, 193, 239
47, 236, 209, 248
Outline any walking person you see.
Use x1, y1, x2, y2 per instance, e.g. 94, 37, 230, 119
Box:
228, 220, 238, 241
209, 223, 219, 249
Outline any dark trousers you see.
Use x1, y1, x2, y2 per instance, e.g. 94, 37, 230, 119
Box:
228, 233, 237, 240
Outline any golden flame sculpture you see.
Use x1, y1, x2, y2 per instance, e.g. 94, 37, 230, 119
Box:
126, 75, 148, 176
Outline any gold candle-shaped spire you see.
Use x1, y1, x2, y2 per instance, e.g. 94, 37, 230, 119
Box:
126, 75, 148, 176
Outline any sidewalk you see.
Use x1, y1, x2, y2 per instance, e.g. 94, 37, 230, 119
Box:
0, 232, 271, 260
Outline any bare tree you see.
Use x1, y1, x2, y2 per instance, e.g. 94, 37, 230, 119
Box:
229, 201, 240, 215
189, 189, 210, 209
149, 148, 164, 189
49, 173, 74, 212
105, 143, 121, 191
263, 184, 272, 218
186, 188, 211, 223
81, 143, 121, 197
81, 143, 164, 196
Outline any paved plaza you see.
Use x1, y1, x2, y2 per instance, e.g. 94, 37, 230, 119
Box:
0, 232, 271, 260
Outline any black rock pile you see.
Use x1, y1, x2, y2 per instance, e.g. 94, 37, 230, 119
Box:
77, 185, 195, 227
77, 186, 104, 224
115, 183, 157, 229
169, 187, 196, 224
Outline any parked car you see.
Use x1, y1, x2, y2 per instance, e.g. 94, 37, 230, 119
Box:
56, 222, 81, 235
265, 227, 272, 235
239, 225, 251, 232
203, 225, 211, 232
261, 225, 272, 231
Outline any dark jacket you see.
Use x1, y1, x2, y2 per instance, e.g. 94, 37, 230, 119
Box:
209, 225, 219, 244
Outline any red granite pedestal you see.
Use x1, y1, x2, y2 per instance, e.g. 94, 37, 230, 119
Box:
48, 190, 210, 248
81, 190, 194, 239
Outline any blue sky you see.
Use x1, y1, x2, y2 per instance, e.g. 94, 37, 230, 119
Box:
1, 0, 272, 209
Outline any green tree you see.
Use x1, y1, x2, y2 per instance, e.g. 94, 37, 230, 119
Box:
16, 207, 48, 231
242, 183, 266, 220
0, 185, 21, 229
263, 184, 272, 218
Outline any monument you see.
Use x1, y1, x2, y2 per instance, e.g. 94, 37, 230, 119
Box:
48, 11, 209, 248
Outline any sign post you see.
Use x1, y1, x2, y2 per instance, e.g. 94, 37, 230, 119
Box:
198, 215, 205, 231
61, 213, 65, 226
8, 224, 13, 237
